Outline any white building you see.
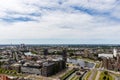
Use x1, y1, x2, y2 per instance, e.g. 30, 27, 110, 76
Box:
98, 53, 113, 58
98, 48, 119, 58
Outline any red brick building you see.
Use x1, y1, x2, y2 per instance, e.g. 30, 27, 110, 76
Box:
0, 75, 10, 80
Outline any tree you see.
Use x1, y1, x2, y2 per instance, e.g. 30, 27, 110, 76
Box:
69, 52, 74, 57
104, 71, 108, 75
0, 62, 4, 68
103, 76, 106, 80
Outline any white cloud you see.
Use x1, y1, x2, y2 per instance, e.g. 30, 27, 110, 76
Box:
0, 0, 119, 44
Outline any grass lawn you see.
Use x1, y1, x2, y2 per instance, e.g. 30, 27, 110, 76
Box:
99, 71, 115, 80
70, 75, 79, 80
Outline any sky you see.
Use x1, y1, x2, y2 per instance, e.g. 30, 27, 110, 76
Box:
0, 0, 120, 44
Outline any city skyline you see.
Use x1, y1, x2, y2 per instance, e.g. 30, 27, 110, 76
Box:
0, 0, 120, 44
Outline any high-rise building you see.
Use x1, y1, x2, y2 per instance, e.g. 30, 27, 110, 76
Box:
41, 62, 55, 76
62, 49, 67, 62
41, 60, 66, 77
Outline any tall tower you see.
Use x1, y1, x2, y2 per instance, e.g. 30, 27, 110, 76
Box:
113, 48, 117, 57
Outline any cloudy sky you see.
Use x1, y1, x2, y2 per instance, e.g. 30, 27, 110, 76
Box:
0, 0, 120, 44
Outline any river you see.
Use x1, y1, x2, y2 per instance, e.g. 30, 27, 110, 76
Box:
67, 58, 95, 68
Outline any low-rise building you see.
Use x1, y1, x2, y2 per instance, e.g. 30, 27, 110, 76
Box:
0, 75, 10, 80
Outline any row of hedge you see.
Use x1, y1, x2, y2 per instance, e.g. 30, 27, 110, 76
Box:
80, 71, 88, 80
60, 69, 76, 80
0, 68, 18, 76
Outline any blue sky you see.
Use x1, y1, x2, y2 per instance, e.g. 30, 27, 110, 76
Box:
0, 0, 120, 44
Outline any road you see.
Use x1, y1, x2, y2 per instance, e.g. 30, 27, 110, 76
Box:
95, 71, 101, 80
88, 69, 97, 80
